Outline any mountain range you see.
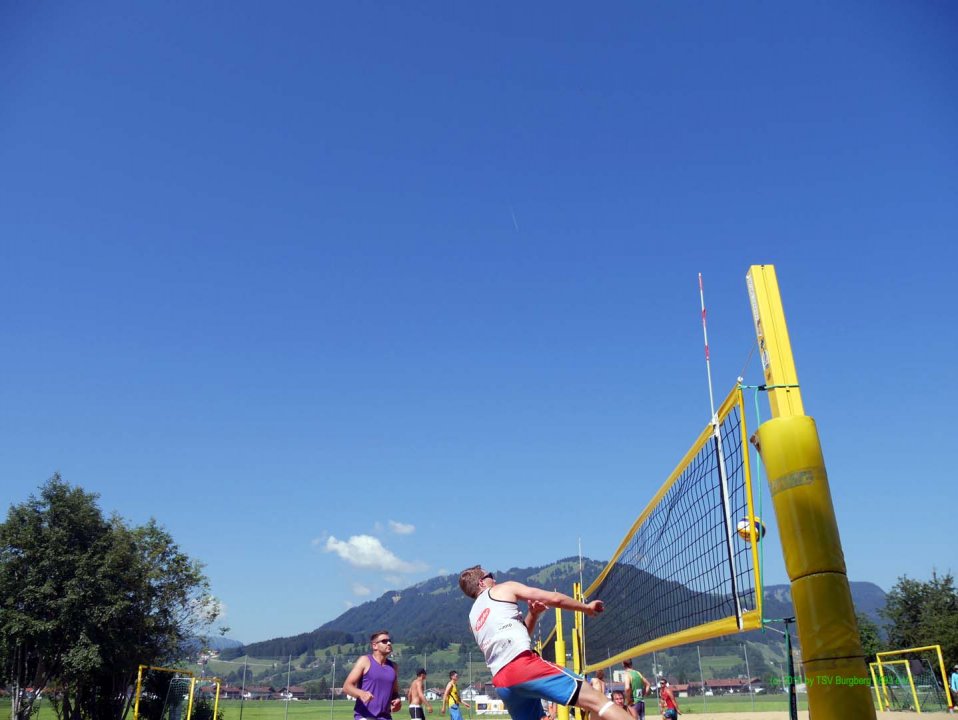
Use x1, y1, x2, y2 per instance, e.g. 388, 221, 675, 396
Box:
221, 558, 886, 659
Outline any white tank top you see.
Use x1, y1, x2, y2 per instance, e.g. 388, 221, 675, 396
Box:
469, 588, 531, 676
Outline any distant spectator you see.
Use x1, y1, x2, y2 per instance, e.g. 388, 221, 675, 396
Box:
657, 678, 680, 719
590, 669, 607, 696
622, 660, 650, 720
441, 671, 469, 720
408, 668, 433, 719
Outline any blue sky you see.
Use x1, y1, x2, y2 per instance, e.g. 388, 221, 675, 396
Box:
1, 2, 956, 645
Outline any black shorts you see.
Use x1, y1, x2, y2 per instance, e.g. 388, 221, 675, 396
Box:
409, 706, 426, 720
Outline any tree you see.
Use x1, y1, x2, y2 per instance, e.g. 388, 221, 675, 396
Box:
304, 677, 330, 698
0, 476, 219, 720
881, 571, 958, 668
856, 612, 883, 663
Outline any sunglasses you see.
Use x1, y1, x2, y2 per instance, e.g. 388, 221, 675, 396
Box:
482, 573, 494, 581
377, 638, 393, 644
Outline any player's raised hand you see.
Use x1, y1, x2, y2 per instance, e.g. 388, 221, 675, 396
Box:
584, 600, 605, 616
529, 600, 548, 616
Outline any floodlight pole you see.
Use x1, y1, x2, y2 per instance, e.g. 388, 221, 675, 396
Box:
746, 265, 875, 720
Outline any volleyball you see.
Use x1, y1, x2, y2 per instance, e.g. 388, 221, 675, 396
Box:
736, 517, 766, 542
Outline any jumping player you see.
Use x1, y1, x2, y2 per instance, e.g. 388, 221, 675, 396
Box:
459, 565, 633, 720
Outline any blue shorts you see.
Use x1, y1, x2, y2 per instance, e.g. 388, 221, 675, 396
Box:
493, 651, 583, 720
448, 705, 463, 720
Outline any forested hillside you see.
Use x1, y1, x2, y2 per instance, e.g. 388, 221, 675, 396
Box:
223, 559, 605, 658
223, 558, 885, 660
211, 558, 887, 692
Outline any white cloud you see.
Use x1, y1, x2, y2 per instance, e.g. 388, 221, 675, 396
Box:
388, 520, 415, 535
324, 534, 425, 573
352, 583, 372, 596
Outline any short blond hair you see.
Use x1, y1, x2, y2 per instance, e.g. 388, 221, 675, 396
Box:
459, 565, 485, 598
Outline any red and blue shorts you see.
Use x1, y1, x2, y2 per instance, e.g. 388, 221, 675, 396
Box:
493, 651, 582, 720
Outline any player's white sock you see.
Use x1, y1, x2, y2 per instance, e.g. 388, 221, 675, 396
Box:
597, 701, 615, 717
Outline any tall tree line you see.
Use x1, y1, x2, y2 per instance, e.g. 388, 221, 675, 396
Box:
0, 476, 219, 720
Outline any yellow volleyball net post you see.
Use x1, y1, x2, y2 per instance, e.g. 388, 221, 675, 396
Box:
571, 582, 586, 720
554, 608, 570, 720
746, 264, 875, 720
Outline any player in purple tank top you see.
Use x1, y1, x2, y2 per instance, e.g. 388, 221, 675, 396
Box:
344, 630, 402, 720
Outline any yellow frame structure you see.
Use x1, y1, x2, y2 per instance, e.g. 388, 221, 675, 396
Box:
133, 664, 201, 720
193, 677, 223, 720
869, 660, 920, 713
872, 644, 953, 713
747, 264, 875, 720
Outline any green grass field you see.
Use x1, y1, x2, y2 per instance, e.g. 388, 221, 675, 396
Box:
212, 697, 818, 719
5, 690, 899, 717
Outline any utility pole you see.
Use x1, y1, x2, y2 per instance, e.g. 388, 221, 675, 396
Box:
239, 657, 248, 720
284, 655, 292, 720
331, 657, 336, 720
697, 646, 707, 714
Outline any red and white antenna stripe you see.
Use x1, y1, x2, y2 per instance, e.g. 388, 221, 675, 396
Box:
699, 272, 718, 423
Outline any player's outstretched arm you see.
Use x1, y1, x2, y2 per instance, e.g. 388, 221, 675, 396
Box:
500, 581, 605, 616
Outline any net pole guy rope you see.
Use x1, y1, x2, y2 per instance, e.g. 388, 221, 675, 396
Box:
699, 273, 744, 628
